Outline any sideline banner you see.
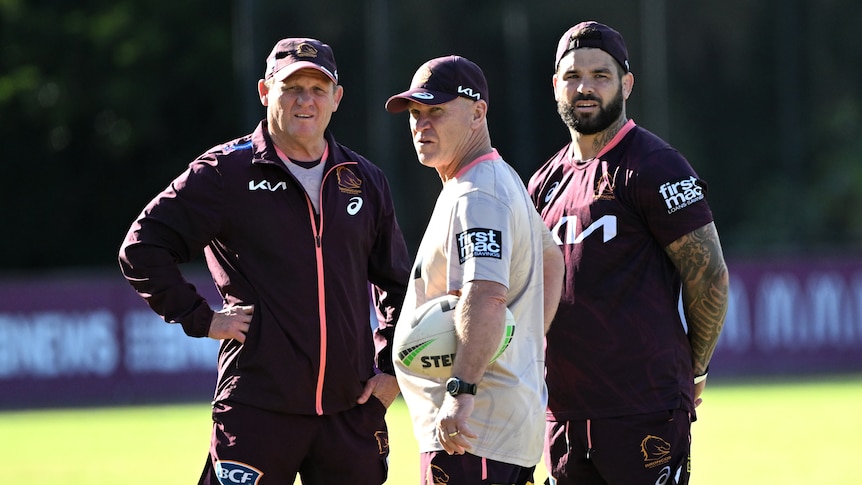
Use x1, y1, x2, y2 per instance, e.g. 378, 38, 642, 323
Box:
1, 260, 861, 409
0, 269, 221, 409
712, 259, 862, 377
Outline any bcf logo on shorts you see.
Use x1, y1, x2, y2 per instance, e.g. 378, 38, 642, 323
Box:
215, 460, 263, 485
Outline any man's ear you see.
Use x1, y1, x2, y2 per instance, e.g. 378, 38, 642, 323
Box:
552, 73, 560, 102
622, 72, 634, 100
258, 79, 270, 106
332, 85, 344, 112
473, 99, 488, 125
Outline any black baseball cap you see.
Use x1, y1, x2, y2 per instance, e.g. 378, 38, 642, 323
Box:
555, 21, 630, 73
264, 37, 338, 84
385, 55, 489, 113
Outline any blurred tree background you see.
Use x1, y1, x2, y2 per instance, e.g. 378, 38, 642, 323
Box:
2, 0, 861, 272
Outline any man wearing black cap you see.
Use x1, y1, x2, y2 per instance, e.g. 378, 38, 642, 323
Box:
527, 21, 729, 484
386, 55, 564, 485
119, 37, 410, 484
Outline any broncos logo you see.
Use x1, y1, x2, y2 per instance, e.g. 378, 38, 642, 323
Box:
374, 430, 389, 455
594, 163, 619, 200
640, 435, 671, 464
336, 166, 362, 194
427, 464, 450, 484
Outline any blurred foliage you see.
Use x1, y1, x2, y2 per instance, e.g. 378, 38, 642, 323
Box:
2, 0, 861, 271
1, 0, 237, 270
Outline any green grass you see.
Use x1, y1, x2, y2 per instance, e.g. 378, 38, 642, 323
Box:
2, 375, 860, 484
691, 375, 862, 484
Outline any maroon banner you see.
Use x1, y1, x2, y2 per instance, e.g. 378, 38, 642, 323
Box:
712, 258, 862, 378
0, 268, 221, 409
1, 259, 861, 409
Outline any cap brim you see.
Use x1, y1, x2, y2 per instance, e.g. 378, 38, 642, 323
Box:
271, 61, 337, 84
384, 89, 459, 113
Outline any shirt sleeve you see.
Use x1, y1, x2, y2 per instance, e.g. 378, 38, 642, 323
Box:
634, 148, 715, 248
446, 191, 512, 291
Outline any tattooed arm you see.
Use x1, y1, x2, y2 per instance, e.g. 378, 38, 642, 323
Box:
665, 222, 730, 386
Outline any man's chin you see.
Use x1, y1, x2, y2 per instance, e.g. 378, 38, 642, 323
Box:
574, 125, 602, 135
415, 153, 435, 168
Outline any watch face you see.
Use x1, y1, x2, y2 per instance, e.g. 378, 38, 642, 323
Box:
446, 378, 459, 395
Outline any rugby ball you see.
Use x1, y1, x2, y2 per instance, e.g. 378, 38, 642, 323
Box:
394, 294, 515, 379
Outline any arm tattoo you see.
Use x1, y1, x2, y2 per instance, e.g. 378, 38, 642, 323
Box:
666, 223, 730, 375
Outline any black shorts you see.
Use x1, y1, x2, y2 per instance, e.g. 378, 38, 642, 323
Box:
420, 451, 537, 485
544, 409, 691, 485
198, 399, 389, 485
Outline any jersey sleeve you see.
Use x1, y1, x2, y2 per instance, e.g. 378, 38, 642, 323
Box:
634, 148, 714, 248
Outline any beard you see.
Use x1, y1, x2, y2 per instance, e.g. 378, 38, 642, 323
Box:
557, 88, 624, 135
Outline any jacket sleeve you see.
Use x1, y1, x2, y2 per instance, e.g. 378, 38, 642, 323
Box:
366, 172, 411, 375
117, 160, 223, 337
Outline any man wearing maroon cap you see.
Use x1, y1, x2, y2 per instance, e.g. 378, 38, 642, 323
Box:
386, 55, 565, 485
119, 37, 410, 484
527, 21, 729, 484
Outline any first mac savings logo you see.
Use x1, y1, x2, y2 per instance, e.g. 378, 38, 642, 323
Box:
659, 176, 704, 214
457, 228, 502, 264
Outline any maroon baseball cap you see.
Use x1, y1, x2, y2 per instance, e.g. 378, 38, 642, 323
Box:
555, 21, 630, 73
264, 37, 338, 84
385, 55, 489, 113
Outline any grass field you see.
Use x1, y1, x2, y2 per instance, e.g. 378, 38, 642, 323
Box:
2, 374, 860, 484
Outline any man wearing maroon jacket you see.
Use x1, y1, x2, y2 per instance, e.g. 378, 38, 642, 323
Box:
528, 21, 730, 485
119, 37, 410, 485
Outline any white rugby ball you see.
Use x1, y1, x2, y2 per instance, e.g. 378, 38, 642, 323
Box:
394, 294, 515, 379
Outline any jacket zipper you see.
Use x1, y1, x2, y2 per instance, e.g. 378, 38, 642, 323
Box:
309, 161, 357, 415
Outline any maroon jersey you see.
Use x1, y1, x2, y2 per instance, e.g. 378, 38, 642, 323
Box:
528, 120, 714, 420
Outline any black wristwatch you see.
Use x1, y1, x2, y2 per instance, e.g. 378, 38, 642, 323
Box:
446, 377, 477, 397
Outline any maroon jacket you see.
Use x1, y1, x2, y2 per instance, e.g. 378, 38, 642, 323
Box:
119, 121, 410, 415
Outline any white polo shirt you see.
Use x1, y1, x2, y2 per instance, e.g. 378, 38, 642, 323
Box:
394, 149, 551, 467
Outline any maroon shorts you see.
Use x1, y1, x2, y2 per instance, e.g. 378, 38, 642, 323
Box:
544, 409, 691, 485
198, 399, 389, 485
420, 451, 537, 485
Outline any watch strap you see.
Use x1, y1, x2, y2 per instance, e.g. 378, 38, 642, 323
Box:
447, 377, 477, 396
